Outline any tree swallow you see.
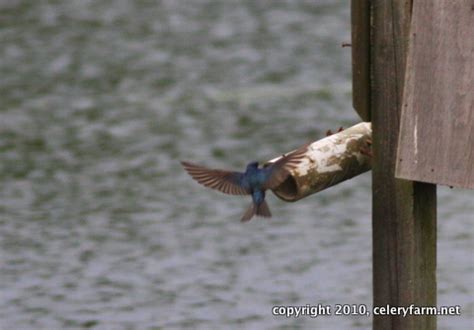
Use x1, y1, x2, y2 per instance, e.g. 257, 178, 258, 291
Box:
181, 146, 307, 222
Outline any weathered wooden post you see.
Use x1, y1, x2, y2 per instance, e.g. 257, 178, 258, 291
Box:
369, 1, 438, 328
353, 0, 473, 329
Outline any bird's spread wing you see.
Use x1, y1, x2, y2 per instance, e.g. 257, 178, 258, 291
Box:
181, 161, 250, 195
262, 144, 308, 190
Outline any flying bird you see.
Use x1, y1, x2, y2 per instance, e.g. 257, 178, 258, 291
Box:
181, 146, 307, 222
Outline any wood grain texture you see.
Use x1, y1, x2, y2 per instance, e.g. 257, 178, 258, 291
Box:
351, 0, 371, 121
396, 0, 474, 189
371, 0, 437, 329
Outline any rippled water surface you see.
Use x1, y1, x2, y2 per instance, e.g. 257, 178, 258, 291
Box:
1, 1, 472, 329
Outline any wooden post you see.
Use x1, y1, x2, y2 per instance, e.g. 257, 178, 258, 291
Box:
351, 0, 371, 121
370, 1, 437, 329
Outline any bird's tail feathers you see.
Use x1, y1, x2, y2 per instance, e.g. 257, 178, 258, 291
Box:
241, 203, 256, 222
257, 200, 272, 218
241, 201, 272, 222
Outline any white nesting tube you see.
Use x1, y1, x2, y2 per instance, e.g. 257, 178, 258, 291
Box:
266, 122, 372, 202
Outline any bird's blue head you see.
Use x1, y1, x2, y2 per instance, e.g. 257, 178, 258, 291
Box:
246, 161, 259, 170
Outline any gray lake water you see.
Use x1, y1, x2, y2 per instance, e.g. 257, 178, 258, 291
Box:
1, 1, 473, 329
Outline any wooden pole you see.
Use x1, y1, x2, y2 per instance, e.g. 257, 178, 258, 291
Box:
351, 0, 371, 121
370, 1, 437, 329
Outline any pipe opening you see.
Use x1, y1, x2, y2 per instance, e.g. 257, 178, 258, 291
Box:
272, 175, 299, 202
